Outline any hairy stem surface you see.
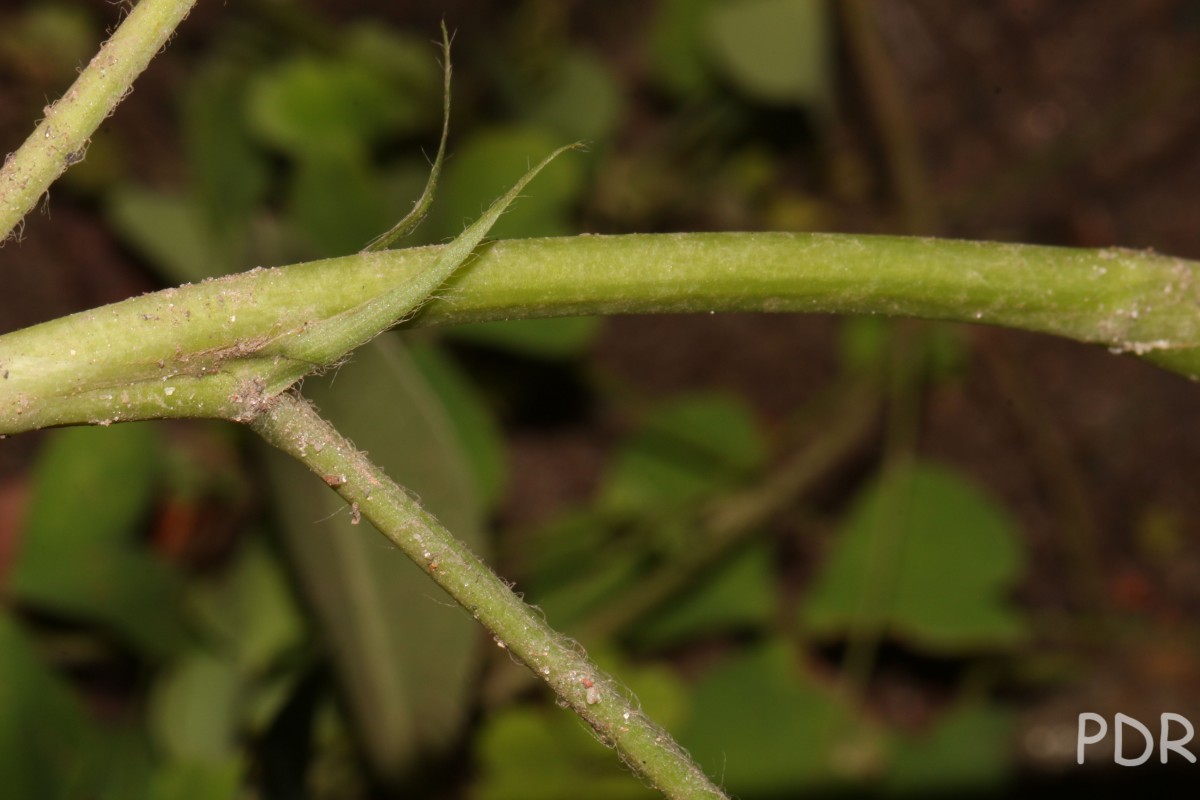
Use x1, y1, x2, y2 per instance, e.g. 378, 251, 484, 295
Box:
4, 233, 1198, 434
250, 392, 727, 800
0, 0, 198, 243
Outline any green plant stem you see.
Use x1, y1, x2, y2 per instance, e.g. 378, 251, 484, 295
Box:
839, 0, 934, 233
0, 0, 198, 244
249, 391, 727, 800
3, 232, 1199, 434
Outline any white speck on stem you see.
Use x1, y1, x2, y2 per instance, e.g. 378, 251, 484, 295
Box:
164, 386, 175, 396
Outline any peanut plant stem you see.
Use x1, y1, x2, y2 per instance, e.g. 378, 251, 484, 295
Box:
0, 0, 198, 244
5, 233, 1200, 435
249, 392, 728, 800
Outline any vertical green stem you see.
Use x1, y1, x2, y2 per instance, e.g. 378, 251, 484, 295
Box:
250, 392, 728, 800
839, 328, 922, 695
0, 0, 198, 243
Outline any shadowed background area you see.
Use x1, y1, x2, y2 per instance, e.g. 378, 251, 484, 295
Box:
2, 1, 1200, 797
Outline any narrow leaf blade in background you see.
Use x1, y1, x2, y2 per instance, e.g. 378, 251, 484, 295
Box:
262, 335, 488, 782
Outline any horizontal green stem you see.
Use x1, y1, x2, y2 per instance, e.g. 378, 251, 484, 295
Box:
251, 392, 727, 800
3, 233, 1198, 434
0, 0, 198, 243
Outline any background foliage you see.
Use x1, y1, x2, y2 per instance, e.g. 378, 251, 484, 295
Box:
2, 1, 1200, 797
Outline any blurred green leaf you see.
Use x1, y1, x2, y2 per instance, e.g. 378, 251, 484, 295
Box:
475, 658, 687, 800
288, 151, 388, 256
633, 543, 775, 647
0, 624, 157, 800
884, 704, 1014, 795
679, 640, 879, 795
10, 424, 185, 659
341, 22, 441, 104
445, 317, 601, 360
477, 708, 657, 800
650, 0, 721, 97
526, 510, 610, 582
262, 336, 486, 783
306, 698, 371, 797
432, 126, 585, 241
528, 51, 621, 142
188, 538, 305, 675
920, 323, 969, 380
524, 511, 633, 622
183, 58, 269, 258
840, 316, 891, 374
91, 727, 156, 800
243, 669, 303, 737
0, 4, 95, 80
106, 59, 269, 282
841, 319, 968, 380
0, 614, 96, 799
800, 462, 1028, 651
150, 761, 242, 800
705, 0, 832, 109
601, 393, 765, 515
150, 651, 242, 763
105, 187, 219, 285
527, 394, 773, 642
17, 423, 159, 548
409, 342, 507, 509
246, 55, 414, 159
526, 394, 768, 627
